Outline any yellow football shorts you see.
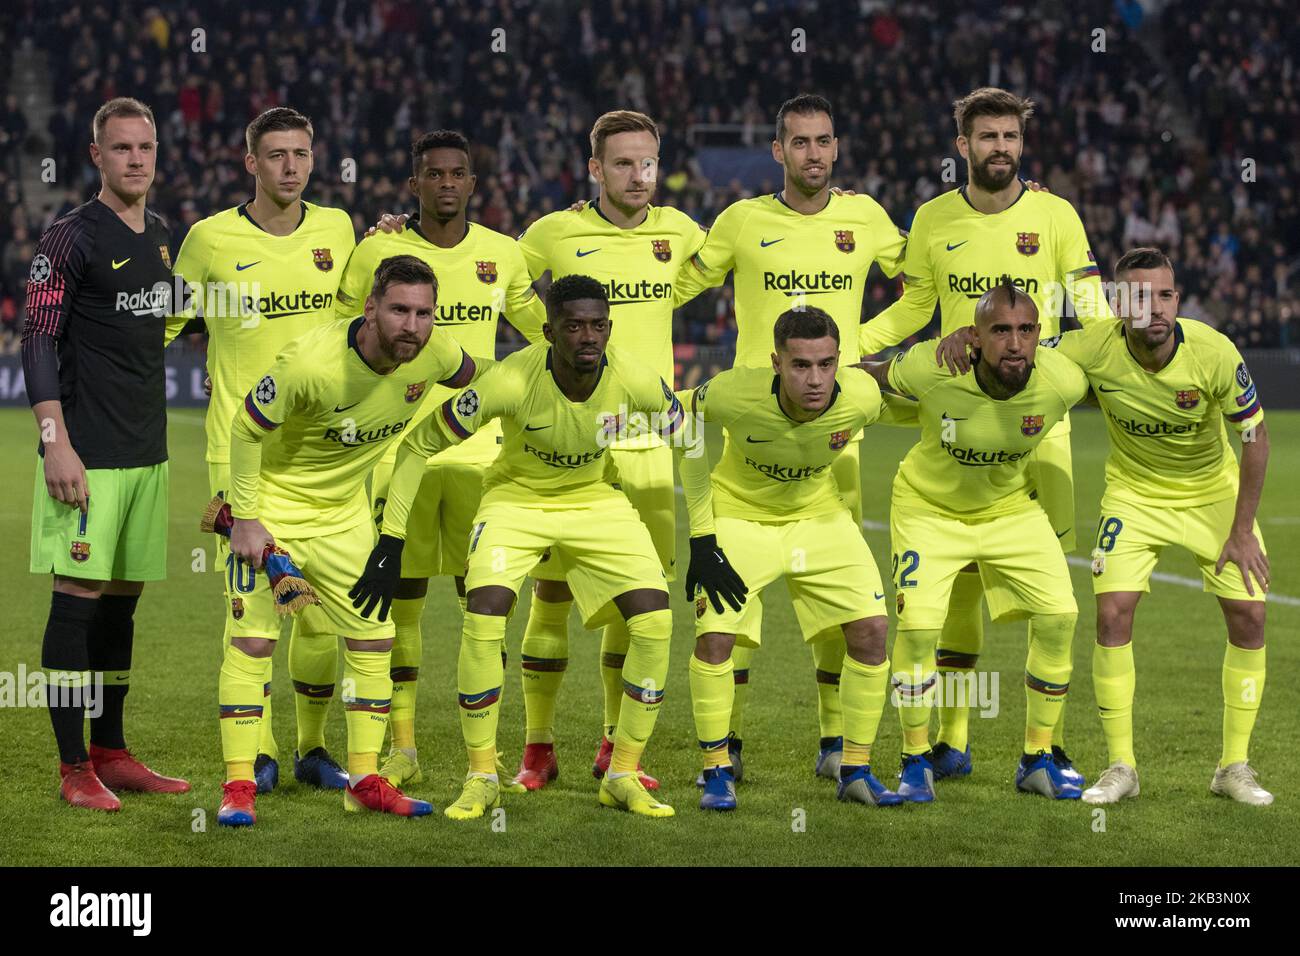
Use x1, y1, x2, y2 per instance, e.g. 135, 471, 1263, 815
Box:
369, 432, 499, 580
225, 517, 394, 641
890, 501, 1078, 630
695, 509, 887, 647
531, 443, 676, 583
466, 487, 667, 629
1090, 493, 1266, 602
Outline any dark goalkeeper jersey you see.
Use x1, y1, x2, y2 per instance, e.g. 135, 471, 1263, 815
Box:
22, 199, 174, 468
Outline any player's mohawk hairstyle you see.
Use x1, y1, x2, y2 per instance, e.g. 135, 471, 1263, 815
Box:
976, 278, 1039, 325
412, 129, 472, 175
774, 305, 839, 350
546, 274, 608, 317
246, 107, 314, 155
952, 87, 1035, 140
371, 254, 438, 302
776, 93, 833, 143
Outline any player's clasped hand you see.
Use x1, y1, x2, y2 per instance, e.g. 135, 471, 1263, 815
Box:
43, 441, 90, 512
230, 517, 275, 570
350, 534, 405, 621
1215, 529, 1270, 597
685, 534, 748, 614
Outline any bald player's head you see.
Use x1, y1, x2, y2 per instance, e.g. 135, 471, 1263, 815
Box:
972, 279, 1040, 392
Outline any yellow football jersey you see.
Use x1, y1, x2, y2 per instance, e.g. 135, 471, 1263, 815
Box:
1052, 318, 1264, 507
860, 185, 1113, 355
381, 343, 685, 538
228, 316, 476, 537
886, 343, 1089, 520
517, 200, 706, 386
169, 200, 355, 464
682, 366, 883, 527
675, 192, 907, 367
335, 218, 545, 464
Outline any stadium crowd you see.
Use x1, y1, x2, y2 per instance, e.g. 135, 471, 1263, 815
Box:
0, 0, 1295, 355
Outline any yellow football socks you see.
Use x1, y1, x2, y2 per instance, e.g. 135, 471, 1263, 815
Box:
892, 628, 940, 755
610, 609, 671, 774
520, 597, 570, 745
1093, 641, 1137, 767
1024, 613, 1076, 754
812, 634, 845, 739
388, 596, 425, 752
1221, 642, 1265, 767
289, 621, 337, 755
219, 644, 271, 782
935, 570, 983, 751
458, 612, 507, 755
841, 654, 889, 767
689, 653, 734, 769
342, 646, 391, 776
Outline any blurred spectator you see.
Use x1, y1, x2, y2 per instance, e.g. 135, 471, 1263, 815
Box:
0, 0, 1294, 356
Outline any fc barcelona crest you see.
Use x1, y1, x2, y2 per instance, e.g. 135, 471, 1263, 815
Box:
70, 541, 91, 563
476, 260, 498, 284
834, 230, 855, 253
159, 245, 172, 269
1176, 389, 1200, 410
405, 381, 427, 403
312, 248, 334, 272
651, 239, 672, 263
829, 430, 850, 450
231, 598, 245, 620
1016, 232, 1040, 256
896, 592, 905, 615
1021, 415, 1045, 436
695, 595, 708, 619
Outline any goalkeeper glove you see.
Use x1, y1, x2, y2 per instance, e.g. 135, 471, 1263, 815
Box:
685, 534, 747, 614
349, 534, 405, 621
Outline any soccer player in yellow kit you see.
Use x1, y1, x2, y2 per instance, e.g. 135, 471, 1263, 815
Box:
858, 88, 1112, 783
680, 307, 901, 811
215, 255, 481, 826
333, 130, 545, 789
861, 281, 1089, 801
508, 111, 705, 790
354, 275, 684, 820
1049, 249, 1270, 805
167, 107, 356, 794
673, 94, 909, 781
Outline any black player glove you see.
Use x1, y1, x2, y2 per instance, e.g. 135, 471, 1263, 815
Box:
685, 534, 748, 615
349, 534, 405, 622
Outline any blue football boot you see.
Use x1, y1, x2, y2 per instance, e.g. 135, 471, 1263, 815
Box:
897, 752, 936, 803
930, 741, 972, 780
837, 765, 903, 806
699, 766, 738, 811
1016, 750, 1083, 799
294, 747, 348, 790
1052, 745, 1085, 789
254, 753, 279, 794
814, 736, 843, 781
696, 734, 743, 786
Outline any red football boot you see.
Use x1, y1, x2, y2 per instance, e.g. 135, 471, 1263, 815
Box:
591, 736, 660, 790
91, 744, 191, 793
59, 761, 122, 811
343, 774, 434, 817
218, 780, 257, 827
515, 743, 560, 790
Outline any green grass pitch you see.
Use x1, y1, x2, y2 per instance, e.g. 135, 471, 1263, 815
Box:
1, 407, 1296, 866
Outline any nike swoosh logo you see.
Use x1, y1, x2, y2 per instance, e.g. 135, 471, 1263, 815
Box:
1056, 529, 1071, 539
377, 556, 386, 568
760, 238, 784, 247
524, 424, 551, 431
111, 258, 131, 270
946, 241, 967, 251
1098, 386, 1123, 393
746, 436, 772, 443
941, 412, 968, 421
576, 248, 600, 257
873, 592, 885, 600
235, 261, 261, 271
334, 402, 360, 412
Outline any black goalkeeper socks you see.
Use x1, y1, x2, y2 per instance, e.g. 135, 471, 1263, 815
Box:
41, 591, 99, 764
88, 593, 138, 750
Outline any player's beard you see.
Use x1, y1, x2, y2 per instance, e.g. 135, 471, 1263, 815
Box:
378, 327, 428, 365
971, 152, 1019, 192
786, 162, 830, 197
992, 355, 1034, 392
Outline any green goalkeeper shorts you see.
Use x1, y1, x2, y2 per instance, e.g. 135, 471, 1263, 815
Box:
30, 457, 169, 582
